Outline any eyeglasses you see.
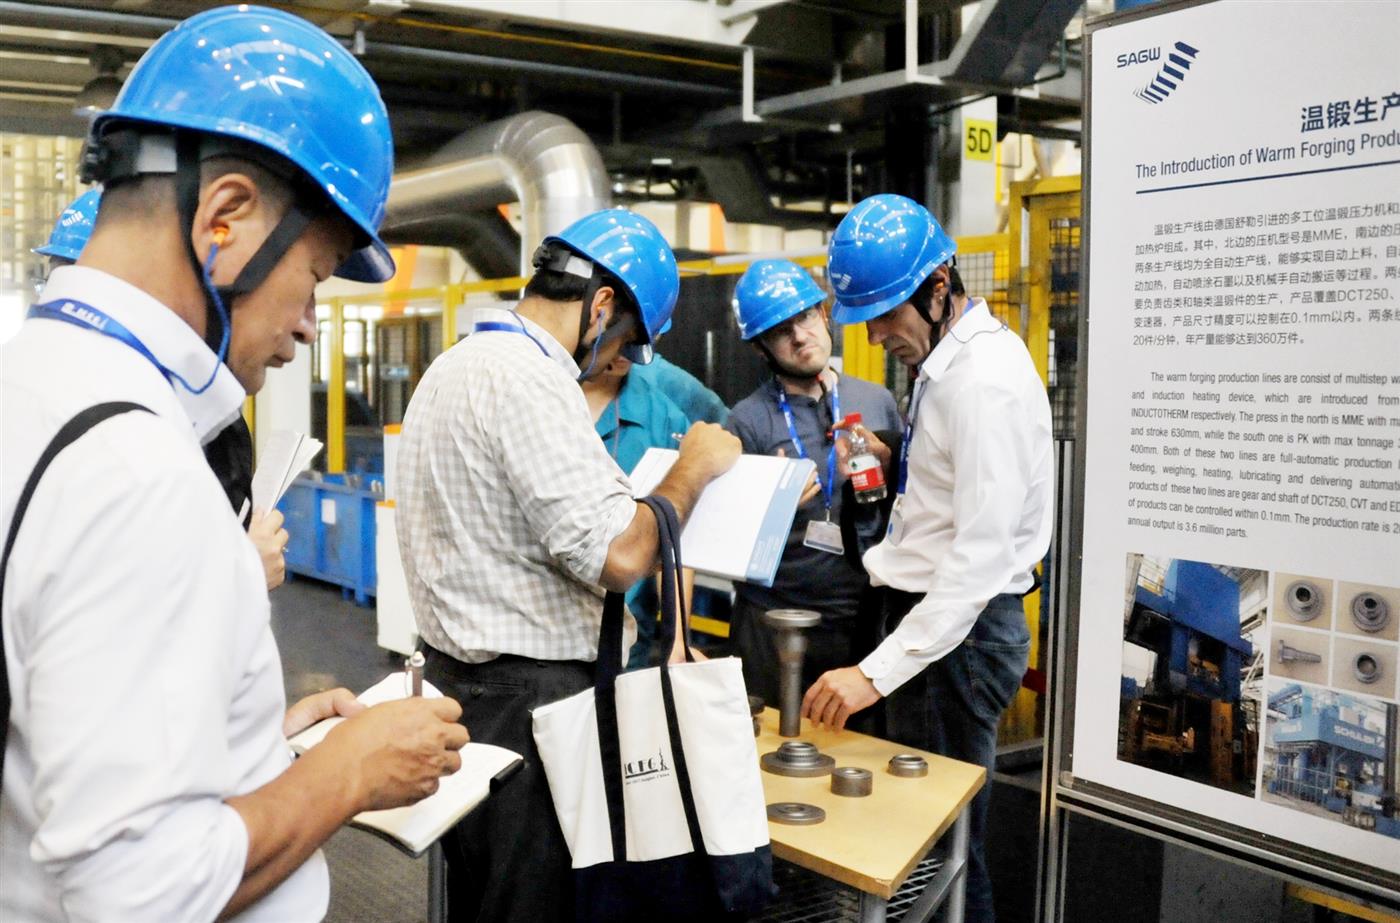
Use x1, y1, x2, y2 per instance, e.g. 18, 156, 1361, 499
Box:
760, 307, 825, 346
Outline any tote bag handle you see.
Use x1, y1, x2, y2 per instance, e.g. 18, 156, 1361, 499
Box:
593, 495, 710, 866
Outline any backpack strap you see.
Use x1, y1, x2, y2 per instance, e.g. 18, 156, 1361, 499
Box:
0, 402, 153, 782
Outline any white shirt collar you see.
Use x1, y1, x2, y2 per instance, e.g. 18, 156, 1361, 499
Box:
470, 306, 582, 378
37, 266, 246, 443
917, 298, 1005, 383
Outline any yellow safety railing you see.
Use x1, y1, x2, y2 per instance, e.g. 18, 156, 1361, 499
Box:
955, 233, 1016, 333
999, 174, 1083, 747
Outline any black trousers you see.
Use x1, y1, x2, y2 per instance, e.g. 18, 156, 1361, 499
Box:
423, 646, 594, 923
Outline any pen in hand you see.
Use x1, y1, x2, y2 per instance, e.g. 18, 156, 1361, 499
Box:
406, 651, 425, 697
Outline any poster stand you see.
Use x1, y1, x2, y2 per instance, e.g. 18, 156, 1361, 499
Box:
1043, 0, 1400, 916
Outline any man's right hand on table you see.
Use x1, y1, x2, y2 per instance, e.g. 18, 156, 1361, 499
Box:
319, 697, 470, 810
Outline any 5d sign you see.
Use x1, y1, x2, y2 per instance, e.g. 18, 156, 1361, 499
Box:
964, 119, 995, 162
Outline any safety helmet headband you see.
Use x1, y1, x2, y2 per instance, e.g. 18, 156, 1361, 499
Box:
84, 126, 327, 354
534, 239, 646, 372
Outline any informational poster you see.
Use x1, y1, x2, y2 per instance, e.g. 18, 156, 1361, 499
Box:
1074, 0, 1400, 885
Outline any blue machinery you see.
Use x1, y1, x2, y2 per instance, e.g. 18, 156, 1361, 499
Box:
1267, 683, 1400, 837
1120, 560, 1256, 787
279, 473, 380, 606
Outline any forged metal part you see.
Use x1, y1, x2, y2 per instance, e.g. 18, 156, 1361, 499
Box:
1353, 653, 1384, 685
1284, 580, 1323, 622
767, 802, 826, 826
761, 608, 822, 737
830, 766, 874, 797
1351, 592, 1390, 634
761, 741, 836, 778
1277, 639, 1322, 664
887, 754, 929, 778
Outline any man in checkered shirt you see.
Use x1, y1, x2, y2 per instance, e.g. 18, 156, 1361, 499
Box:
396, 209, 739, 923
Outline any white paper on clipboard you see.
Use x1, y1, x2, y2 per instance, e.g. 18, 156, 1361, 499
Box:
628, 448, 814, 587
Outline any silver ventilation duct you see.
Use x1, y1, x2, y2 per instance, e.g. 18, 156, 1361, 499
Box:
380, 110, 612, 276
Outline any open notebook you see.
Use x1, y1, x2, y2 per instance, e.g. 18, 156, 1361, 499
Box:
288, 673, 523, 857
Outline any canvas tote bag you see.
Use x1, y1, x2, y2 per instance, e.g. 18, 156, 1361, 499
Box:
532, 495, 775, 922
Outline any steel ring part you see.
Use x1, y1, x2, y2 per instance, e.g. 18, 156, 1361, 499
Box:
767, 802, 825, 825
1350, 592, 1390, 633
888, 753, 929, 777
1284, 580, 1322, 621
1353, 653, 1384, 685
831, 766, 873, 797
761, 741, 836, 777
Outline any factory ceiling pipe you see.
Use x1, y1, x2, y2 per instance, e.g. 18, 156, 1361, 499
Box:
0, 3, 732, 103
380, 110, 611, 275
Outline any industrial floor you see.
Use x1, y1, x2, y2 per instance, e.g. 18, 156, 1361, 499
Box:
270, 579, 1360, 923
272, 578, 431, 923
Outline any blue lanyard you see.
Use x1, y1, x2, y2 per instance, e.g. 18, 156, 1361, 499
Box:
27, 299, 212, 394
896, 379, 927, 496
473, 318, 550, 358
775, 378, 840, 513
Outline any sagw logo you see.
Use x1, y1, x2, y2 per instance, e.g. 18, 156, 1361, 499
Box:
1133, 42, 1200, 105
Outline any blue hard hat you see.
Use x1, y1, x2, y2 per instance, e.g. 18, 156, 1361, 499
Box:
34, 188, 101, 262
827, 194, 956, 325
543, 209, 680, 347
732, 259, 826, 340
89, 5, 395, 283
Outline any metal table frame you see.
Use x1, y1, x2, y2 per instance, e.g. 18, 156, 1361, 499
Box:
856, 806, 970, 923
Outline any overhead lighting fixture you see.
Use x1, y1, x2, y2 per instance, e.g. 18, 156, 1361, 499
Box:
650, 157, 673, 166
73, 46, 125, 116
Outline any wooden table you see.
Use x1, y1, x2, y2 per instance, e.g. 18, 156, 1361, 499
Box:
756, 709, 985, 923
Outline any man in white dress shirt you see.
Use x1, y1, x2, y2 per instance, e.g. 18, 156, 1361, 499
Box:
1, 8, 467, 921
802, 194, 1053, 923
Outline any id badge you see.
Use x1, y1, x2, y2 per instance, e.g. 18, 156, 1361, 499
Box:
803, 517, 844, 554
886, 497, 906, 544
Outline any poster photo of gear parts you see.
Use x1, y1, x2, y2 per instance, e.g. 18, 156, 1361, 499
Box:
1270, 575, 1398, 698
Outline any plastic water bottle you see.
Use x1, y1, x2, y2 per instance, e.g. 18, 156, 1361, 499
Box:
838, 413, 886, 504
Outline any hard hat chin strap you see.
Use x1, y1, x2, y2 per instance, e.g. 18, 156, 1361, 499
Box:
911, 259, 959, 359
172, 133, 232, 361
90, 127, 319, 360
575, 298, 644, 382
571, 274, 609, 375
174, 133, 320, 356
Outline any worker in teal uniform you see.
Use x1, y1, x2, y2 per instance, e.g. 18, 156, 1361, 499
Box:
629, 351, 729, 425
582, 353, 692, 666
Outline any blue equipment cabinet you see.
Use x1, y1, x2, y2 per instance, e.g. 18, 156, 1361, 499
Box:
279, 473, 379, 606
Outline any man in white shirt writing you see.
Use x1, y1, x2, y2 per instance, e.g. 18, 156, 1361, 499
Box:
1, 8, 466, 921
